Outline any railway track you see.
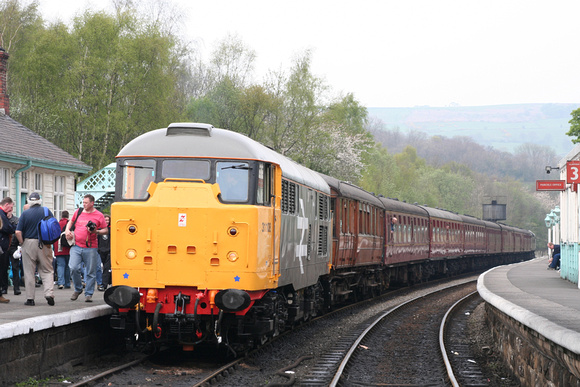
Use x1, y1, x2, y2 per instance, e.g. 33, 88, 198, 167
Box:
441, 291, 491, 386
305, 281, 476, 386
40, 275, 499, 386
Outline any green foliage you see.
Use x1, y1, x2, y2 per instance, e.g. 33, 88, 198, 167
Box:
566, 107, 580, 144
186, 48, 373, 182
0, 0, 43, 53
15, 377, 50, 387
2, 0, 550, 242
359, 145, 398, 196
7, 3, 190, 172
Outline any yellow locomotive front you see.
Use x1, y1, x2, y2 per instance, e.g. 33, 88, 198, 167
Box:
105, 123, 283, 353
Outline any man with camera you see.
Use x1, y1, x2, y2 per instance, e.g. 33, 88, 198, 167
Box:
65, 194, 108, 302
15, 193, 55, 306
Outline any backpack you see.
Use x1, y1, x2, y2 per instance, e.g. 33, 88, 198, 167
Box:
38, 207, 61, 247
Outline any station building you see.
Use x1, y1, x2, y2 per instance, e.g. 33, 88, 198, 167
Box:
0, 48, 91, 217
550, 144, 580, 285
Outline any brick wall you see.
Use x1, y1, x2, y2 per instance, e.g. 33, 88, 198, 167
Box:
0, 48, 9, 116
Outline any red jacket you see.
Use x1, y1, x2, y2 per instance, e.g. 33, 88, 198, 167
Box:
53, 217, 70, 256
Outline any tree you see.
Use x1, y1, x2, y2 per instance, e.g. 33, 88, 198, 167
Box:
566, 107, 580, 144
0, 0, 42, 53
359, 145, 398, 196
9, 7, 190, 171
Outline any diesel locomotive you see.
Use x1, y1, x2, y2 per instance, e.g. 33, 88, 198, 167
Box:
104, 122, 535, 354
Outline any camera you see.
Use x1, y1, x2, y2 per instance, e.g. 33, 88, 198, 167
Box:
86, 220, 97, 232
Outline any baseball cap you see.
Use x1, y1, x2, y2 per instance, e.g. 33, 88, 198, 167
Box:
28, 192, 41, 201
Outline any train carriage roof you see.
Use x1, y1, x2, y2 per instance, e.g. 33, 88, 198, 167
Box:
378, 197, 429, 218
459, 214, 486, 227
417, 206, 463, 222
319, 174, 384, 207
482, 220, 501, 230
117, 123, 330, 194
498, 223, 532, 236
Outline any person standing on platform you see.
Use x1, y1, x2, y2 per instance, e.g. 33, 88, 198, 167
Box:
0, 197, 16, 299
53, 211, 71, 289
547, 242, 561, 270
97, 214, 111, 291
7, 212, 21, 296
15, 193, 55, 306
65, 194, 107, 303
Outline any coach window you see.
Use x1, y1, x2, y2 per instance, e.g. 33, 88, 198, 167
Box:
121, 159, 156, 200
217, 161, 249, 202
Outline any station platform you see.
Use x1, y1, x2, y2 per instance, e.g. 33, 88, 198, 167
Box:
478, 256, 580, 355
0, 286, 113, 340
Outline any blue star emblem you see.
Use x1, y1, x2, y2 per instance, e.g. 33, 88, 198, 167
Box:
234, 275, 240, 282
123, 273, 129, 279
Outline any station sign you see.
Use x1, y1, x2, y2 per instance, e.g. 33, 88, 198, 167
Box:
567, 161, 580, 183
536, 180, 566, 191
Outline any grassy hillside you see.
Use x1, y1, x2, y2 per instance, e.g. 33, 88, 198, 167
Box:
368, 103, 578, 157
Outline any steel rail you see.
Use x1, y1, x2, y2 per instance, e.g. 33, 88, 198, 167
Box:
328, 281, 476, 387
439, 290, 479, 387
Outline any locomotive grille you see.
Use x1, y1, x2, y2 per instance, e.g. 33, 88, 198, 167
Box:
318, 225, 328, 255
282, 180, 297, 214
307, 225, 312, 256
318, 194, 327, 220
289, 183, 296, 213
282, 180, 288, 213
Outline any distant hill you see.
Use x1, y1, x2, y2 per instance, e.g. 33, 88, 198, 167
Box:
368, 103, 579, 157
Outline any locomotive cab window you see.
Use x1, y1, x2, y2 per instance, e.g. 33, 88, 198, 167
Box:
217, 161, 250, 202
120, 159, 156, 200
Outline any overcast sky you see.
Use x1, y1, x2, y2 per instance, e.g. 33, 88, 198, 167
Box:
37, 0, 580, 108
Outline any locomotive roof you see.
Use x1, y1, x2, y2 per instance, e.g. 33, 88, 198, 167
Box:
417, 205, 463, 222
117, 123, 330, 194
319, 174, 384, 207
377, 197, 429, 217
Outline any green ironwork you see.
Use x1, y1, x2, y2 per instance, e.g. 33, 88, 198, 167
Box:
75, 163, 116, 210
561, 243, 579, 284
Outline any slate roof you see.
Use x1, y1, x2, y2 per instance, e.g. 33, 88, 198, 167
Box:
0, 113, 91, 173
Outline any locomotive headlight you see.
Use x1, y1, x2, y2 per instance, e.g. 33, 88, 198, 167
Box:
228, 227, 238, 236
227, 251, 239, 262
127, 224, 137, 234
104, 285, 141, 309
215, 289, 251, 312
126, 249, 137, 259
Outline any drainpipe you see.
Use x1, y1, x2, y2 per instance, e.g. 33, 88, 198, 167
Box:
14, 161, 32, 215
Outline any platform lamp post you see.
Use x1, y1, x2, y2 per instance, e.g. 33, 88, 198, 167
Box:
552, 206, 561, 243
545, 213, 554, 245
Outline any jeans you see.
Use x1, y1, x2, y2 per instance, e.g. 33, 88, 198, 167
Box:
56, 255, 70, 287
85, 261, 103, 286
69, 246, 99, 296
549, 253, 561, 269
